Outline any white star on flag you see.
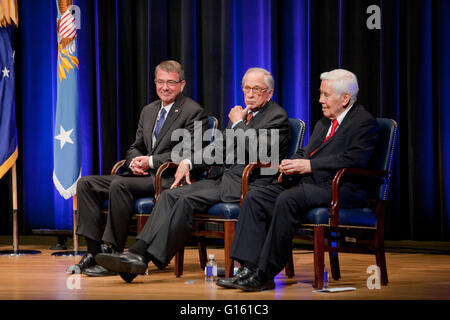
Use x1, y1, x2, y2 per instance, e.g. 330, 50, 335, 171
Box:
2, 67, 10, 78
55, 125, 74, 149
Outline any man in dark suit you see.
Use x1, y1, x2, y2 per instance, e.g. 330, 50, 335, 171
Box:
216, 69, 380, 291
67, 60, 208, 276
95, 67, 290, 283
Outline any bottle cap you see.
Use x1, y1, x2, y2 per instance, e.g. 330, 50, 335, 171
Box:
209, 254, 215, 260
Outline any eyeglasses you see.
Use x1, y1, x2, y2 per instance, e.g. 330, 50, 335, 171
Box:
155, 79, 183, 87
242, 85, 269, 96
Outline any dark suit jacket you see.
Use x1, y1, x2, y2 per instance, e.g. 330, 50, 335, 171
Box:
124, 94, 209, 188
193, 100, 290, 202
290, 103, 379, 207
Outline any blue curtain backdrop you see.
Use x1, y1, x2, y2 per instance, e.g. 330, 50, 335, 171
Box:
1, 0, 449, 240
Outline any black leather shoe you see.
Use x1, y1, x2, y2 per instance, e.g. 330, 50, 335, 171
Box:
66, 253, 95, 274
150, 256, 167, 271
216, 266, 256, 289
83, 264, 118, 277
120, 272, 138, 283
234, 274, 275, 292
95, 252, 148, 276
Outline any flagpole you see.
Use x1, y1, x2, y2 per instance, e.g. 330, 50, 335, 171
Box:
73, 194, 78, 253
0, 163, 41, 256
12, 162, 18, 252
50, 194, 85, 256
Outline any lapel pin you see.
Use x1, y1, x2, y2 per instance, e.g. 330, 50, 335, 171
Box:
175, 109, 179, 113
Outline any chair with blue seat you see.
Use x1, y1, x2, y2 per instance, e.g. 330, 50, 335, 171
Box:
71, 116, 218, 252
167, 118, 306, 277
284, 118, 398, 289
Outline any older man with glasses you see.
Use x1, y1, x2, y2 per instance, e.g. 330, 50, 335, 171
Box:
67, 60, 208, 277
95, 67, 291, 284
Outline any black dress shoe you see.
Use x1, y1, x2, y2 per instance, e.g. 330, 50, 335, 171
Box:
120, 272, 138, 283
216, 266, 256, 289
66, 253, 95, 274
83, 264, 118, 277
234, 274, 275, 292
95, 252, 148, 276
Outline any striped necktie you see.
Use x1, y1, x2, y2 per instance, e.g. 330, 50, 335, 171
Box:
246, 112, 253, 124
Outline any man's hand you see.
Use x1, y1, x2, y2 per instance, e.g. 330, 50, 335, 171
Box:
130, 156, 150, 175
228, 105, 249, 124
170, 160, 191, 189
278, 159, 312, 175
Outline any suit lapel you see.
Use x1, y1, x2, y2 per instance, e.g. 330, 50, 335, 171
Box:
151, 96, 184, 152
308, 119, 331, 154
147, 103, 159, 150
247, 100, 271, 129
311, 104, 360, 155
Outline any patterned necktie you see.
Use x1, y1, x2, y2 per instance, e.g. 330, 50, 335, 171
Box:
246, 112, 253, 124
309, 119, 339, 157
153, 107, 167, 139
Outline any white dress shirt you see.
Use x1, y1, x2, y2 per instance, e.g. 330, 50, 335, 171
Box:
326, 103, 353, 137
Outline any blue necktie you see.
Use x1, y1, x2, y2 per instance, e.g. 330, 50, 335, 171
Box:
153, 107, 167, 139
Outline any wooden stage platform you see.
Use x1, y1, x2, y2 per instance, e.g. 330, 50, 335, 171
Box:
1, 243, 450, 301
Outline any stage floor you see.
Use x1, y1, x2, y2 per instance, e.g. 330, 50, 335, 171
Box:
1, 244, 450, 301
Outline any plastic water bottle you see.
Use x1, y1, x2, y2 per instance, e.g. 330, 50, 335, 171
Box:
323, 265, 329, 289
205, 254, 218, 281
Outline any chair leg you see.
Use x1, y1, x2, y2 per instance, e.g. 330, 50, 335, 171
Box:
313, 226, 325, 289
174, 247, 184, 277
328, 231, 340, 280
72, 196, 79, 253
375, 231, 388, 285
328, 252, 341, 280
284, 253, 295, 278
198, 238, 207, 269
136, 214, 149, 234
224, 221, 235, 277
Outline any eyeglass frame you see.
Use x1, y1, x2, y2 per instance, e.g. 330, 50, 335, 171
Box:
241, 85, 271, 96
154, 79, 185, 87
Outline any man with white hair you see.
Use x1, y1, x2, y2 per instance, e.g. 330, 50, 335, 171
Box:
217, 69, 380, 291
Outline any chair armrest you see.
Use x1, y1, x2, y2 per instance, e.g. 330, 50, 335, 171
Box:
154, 162, 179, 201
154, 162, 216, 201
111, 160, 126, 175
240, 162, 272, 206
329, 167, 388, 227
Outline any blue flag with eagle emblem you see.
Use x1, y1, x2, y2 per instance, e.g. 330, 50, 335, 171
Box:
0, 27, 17, 180
53, 0, 81, 199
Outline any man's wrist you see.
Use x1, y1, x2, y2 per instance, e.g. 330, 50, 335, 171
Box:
148, 156, 154, 169
181, 159, 193, 170
231, 119, 244, 129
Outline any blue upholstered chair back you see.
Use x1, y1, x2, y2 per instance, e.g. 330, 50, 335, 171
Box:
288, 118, 306, 158
367, 118, 398, 201
207, 116, 218, 143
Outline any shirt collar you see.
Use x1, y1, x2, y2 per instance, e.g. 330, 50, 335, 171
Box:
335, 103, 354, 125
160, 101, 175, 116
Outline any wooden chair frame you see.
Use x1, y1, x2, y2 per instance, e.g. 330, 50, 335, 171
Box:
284, 119, 398, 289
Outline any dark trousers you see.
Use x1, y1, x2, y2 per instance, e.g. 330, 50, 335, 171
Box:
230, 181, 331, 278
76, 174, 155, 251
136, 179, 231, 265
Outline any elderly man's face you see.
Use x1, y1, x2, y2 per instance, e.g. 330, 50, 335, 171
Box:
242, 72, 273, 111
155, 69, 186, 106
319, 80, 350, 120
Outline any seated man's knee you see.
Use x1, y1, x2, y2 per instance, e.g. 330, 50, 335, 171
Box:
275, 188, 304, 212
243, 189, 261, 202
242, 187, 271, 207
77, 176, 91, 193
109, 177, 127, 193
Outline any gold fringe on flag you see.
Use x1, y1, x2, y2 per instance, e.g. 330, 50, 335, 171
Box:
0, 0, 19, 27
